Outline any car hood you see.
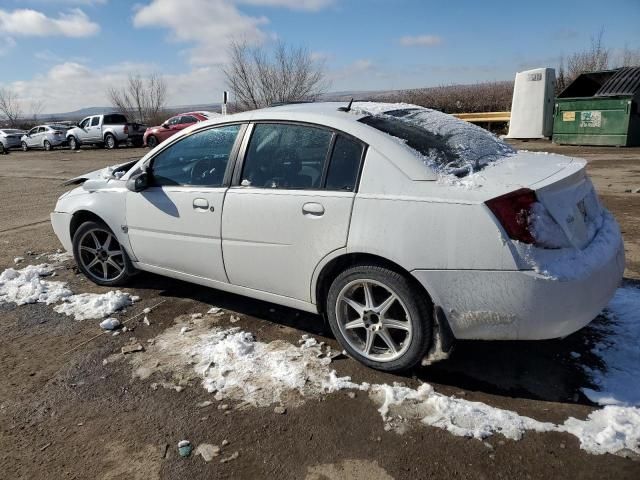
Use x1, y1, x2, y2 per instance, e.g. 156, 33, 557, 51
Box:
63, 159, 138, 189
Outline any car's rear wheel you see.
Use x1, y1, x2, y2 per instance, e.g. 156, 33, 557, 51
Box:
104, 133, 117, 149
43, 140, 52, 151
72, 220, 135, 286
21, 141, 28, 152
326, 264, 432, 371
68, 136, 79, 150
146, 135, 158, 149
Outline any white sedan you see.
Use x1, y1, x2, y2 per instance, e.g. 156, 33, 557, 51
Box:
21, 124, 68, 151
50, 102, 624, 371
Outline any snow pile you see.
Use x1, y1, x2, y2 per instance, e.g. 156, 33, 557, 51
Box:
0, 264, 72, 306
522, 209, 622, 281
352, 102, 514, 178
370, 382, 556, 439
47, 251, 74, 263
564, 406, 640, 456
528, 202, 572, 249
130, 315, 362, 405
54, 291, 139, 320
582, 287, 640, 407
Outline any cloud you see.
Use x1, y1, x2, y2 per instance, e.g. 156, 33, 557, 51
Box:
133, 0, 334, 66
399, 34, 442, 47
0, 8, 99, 37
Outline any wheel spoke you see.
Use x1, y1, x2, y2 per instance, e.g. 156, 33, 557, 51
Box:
90, 231, 100, 249
342, 296, 365, 316
375, 293, 396, 315
383, 318, 411, 331
107, 248, 123, 257
363, 330, 375, 354
101, 261, 109, 279
344, 319, 365, 330
86, 257, 100, 269
107, 257, 123, 273
102, 233, 113, 250
378, 328, 399, 353
80, 246, 97, 254
362, 282, 375, 309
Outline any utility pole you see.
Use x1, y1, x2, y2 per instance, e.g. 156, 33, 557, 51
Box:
222, 91, 229, 116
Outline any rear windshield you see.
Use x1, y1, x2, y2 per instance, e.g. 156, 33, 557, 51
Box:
47, 124, 68, 130
103, 114, 128, 124
358, 107, 514, 177
1, 129, 23, 134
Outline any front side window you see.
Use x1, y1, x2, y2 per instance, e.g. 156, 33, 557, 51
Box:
181, 116, 198, 124
28, 128, 38, 135
241, 123, 332, 189
150, 125, 241, 187
79, 118, 90, 128
167, 116, 181, 126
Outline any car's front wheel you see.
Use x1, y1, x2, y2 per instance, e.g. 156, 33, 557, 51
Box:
68, 136, 79, 150
146, 135, 158, 149
72, 220, 135, 286
21, 141, 28, 151
326, 264, 432, 372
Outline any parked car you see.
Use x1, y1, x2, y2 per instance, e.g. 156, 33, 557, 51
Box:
66, 113, 145, 150
50, 102, 624, 372
143, 112, 218, 148
21, 124, 69, 151
0, 128, 26, 150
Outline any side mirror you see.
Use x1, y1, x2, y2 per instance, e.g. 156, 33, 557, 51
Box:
126, 171, 150, 192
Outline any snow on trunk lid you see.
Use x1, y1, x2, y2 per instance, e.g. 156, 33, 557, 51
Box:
534, 168, 601, 250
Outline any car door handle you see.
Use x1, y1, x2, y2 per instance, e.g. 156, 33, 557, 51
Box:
193, 198, 209, 210
302, 202, 324, 216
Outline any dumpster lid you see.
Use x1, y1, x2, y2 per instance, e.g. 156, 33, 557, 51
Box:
595, 67, 640, 97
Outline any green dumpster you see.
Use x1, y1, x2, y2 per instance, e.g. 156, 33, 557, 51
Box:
553, 67, 640, 147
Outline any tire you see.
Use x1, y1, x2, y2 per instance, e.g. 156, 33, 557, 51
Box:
43, 140, 52, 151
146, 135, 158, 149
104, 133, 117, 149
72, 220, 135, 287
326, 264, 432, 372
21, 141, 28, 152
68, 136, 79, 150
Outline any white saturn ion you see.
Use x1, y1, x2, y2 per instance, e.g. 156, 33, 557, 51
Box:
51, 102, 625, 371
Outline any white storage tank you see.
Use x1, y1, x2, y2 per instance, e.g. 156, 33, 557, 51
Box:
507, 67, 556, 139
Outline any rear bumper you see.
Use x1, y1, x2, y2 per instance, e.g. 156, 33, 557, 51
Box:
50, 212, 73, 253
412, 239, 625, 341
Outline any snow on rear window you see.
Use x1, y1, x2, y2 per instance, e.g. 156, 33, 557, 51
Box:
354, 102, 514, 177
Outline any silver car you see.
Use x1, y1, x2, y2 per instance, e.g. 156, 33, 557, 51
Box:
21, 125, 69, 151
0, 128, 26, 150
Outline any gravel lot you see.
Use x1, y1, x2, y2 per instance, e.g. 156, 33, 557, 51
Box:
1, 143, 639, 479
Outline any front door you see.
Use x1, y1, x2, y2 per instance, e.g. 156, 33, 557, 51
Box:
76, 117, 91, 143
26, 127, 39, 147
222, 123, 365, 302
126, 124, 243, 282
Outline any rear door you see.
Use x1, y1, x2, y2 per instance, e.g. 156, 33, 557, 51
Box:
87, 116, 101, 142
221, 122, 365, 302
126, 124, 244, 282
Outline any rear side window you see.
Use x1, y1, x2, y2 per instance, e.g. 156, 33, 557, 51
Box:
325, 135, 363, 191
103, 114, 127, 124
91, 117, 99, 126
241, 123, 332, 189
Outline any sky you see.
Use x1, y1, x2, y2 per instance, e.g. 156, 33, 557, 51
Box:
0, 0, 639, 114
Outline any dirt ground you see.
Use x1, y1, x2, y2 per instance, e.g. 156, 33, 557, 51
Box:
0, 142, 639, 480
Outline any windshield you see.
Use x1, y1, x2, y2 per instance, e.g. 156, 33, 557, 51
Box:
357, 106, 514, 177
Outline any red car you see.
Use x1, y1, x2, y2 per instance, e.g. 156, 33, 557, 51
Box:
143, 111, 216, 148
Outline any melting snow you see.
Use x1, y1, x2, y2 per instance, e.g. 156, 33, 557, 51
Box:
54, 291, 139, 321
0, 264, 72, 305
581, 286, 640, 407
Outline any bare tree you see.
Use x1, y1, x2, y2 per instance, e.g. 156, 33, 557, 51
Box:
0, 87, 23, 127
29, 99, 46, 124
224, 40, 329, 110
565, 29, 610, 84
107, 73, 167, 125
617, 46, 640, 68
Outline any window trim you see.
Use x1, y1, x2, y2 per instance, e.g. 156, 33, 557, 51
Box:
231, 120, 368, 193
145, 122, 248, 189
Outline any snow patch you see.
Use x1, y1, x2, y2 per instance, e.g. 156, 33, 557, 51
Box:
581, 287, 640, 407
54, 291, 138, 320
0, 264, 72, 306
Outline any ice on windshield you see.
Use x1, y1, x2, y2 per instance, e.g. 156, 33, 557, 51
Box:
354, 102, 515, 177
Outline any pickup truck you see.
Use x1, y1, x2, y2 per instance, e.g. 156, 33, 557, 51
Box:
66, 113, 146, 150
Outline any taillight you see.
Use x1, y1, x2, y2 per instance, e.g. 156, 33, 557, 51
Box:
123, 125, 129, 134
485, 188, 537, 244
54, 131, 63, 135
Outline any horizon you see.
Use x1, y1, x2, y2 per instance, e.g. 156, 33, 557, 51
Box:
1, 0, 639, 114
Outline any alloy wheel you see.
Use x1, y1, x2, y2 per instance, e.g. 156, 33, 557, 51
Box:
77, 228, 126, 282
335, 279, 413, 362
